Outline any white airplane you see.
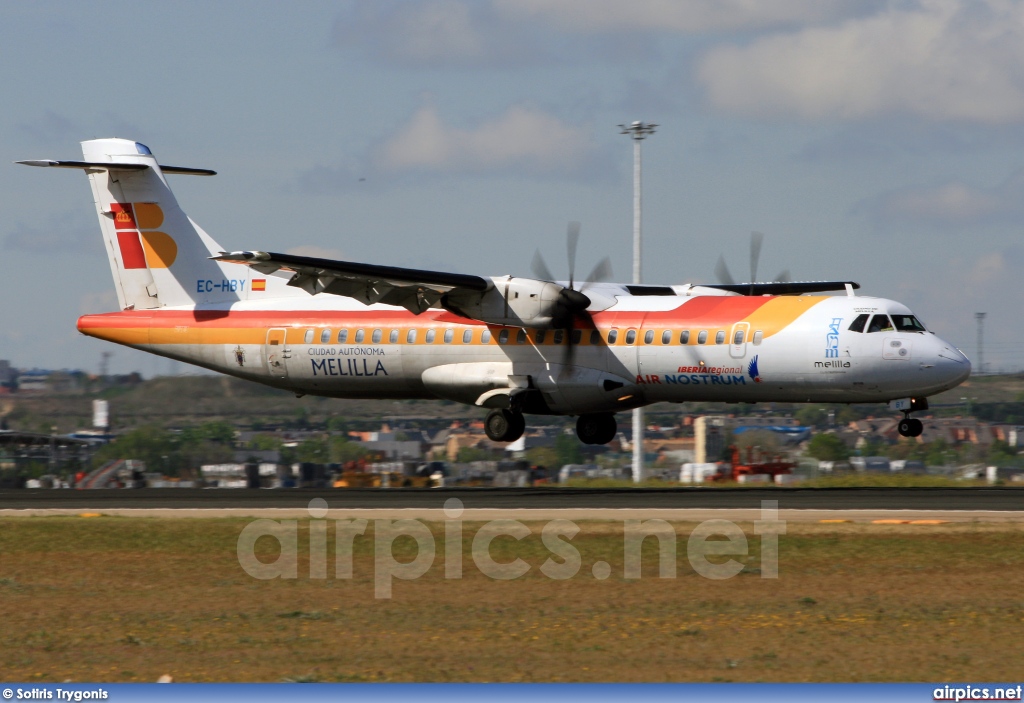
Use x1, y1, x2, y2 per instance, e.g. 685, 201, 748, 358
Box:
18, 139, 971, 444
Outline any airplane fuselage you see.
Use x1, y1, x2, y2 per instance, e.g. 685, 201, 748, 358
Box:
78, 286, 971, 415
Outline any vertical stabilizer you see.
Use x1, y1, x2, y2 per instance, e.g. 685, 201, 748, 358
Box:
79, 138, 240, 310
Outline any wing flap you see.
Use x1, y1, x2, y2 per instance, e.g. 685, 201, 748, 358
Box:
212, 250, 490, 313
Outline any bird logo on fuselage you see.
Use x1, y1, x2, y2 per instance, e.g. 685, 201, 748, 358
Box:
748, 355, 761, 383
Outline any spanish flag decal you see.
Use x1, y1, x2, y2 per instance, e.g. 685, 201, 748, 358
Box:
252, 279, 266, 292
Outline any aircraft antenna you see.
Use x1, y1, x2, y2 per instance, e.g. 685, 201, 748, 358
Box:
619, 120, 657, 484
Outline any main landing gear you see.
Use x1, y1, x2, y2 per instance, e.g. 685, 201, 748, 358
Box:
485, 409, 526, 443
576, 413, 617, 446
484, 410, 619, 446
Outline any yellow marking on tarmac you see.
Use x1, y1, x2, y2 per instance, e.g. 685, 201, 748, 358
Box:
819, 519, 851, 523
871, 519, 910, 524
79, 512, 103, 518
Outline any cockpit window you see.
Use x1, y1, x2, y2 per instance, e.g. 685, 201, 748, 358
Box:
866, 315, 894, 333
135, 143, 152, 155
892, 314, 926, 332
848, 314, 869, 333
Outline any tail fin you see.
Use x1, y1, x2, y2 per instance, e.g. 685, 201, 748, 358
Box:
21, 138, 249, 310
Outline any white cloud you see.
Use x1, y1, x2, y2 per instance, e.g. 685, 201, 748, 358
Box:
856, 169, 1024, 228
334, 1, 543, 67
495, 0, 876, 33
374, 103, 603, 177
697, 0, 1024, 123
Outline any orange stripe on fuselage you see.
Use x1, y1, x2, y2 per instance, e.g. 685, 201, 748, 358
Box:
77, 296, 827, 348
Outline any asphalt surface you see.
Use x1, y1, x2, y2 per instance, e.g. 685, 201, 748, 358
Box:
1, 487, 1022, 511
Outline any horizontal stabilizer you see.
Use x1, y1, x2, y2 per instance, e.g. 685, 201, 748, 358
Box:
16, 160, 215, 176
701, 280, 860, 296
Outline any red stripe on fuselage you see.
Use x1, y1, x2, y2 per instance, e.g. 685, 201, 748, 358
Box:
77, 296, 775, 333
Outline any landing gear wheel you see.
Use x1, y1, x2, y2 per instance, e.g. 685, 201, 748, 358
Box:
898, 417, 924, 438
576, 413, 617, 445
485, 409, 525, 442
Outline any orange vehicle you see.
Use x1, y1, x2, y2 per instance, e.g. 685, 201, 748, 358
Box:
708, 445, 794, 483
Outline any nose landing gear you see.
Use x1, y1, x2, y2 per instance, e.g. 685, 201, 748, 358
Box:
898, 417, 923, 438
891, 397, 928, 438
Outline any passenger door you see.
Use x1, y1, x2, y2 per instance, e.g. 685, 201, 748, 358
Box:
266, 328, 291, 379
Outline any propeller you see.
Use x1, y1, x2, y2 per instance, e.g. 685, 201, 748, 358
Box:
531, 222, 612, 366
714, 231, 791, 295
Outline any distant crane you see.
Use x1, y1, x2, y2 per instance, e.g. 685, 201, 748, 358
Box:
99, 351, 112, 378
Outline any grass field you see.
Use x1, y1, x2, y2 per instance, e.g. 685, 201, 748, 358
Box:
1, 517, 1023, 682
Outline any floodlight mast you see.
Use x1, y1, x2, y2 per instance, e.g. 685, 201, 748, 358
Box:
619, 120, 657, 484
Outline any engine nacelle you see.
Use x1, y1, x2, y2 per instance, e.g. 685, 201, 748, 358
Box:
441, 277, 564, 327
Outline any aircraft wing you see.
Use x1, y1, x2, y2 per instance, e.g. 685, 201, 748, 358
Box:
212, 250, 491, 313
698, 280, 860, 296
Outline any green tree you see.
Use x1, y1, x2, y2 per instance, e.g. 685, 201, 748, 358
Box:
806, 433, 850, 461
329, 436, 368, 464
554, 433, 584, 466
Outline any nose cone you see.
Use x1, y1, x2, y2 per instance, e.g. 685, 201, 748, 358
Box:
932, 338, 972, 389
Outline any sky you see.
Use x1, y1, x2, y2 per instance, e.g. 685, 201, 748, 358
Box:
3, 0, 1024, 377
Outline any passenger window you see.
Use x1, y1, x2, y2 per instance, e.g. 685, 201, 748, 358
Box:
320, 329, 331, 344
661, 330, 671, 345
867, 315, 894, 333
462, 329, 473, 344
337, 329, 348, 344
355, 329, 365, 343
715, 331, 725, 344
644, 330, 654, 344
753, 331, 763, 345
535, 330, 547, 344
893, 314, 926, 332
425, 329, 436, 344
389, 329, 399, 344
553, 330, 564, 345
444, 329, 454, 343
516, 329, 527, 344
406, 329, 417, 344
304, 329, 314, 344
571, 329, 582, 345
697, 330, 708, 345
733, 330, 744, 345
372, 329, 382, 344
625, 330, 636, 345
498, 329, 509, 344
849, 314, 869, 333
679, 330, 690, 344
481, 330, 492, 343
608, 329, 618, 344
590, 330, 601, 345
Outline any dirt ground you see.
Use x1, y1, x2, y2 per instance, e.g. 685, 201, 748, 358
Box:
1, 517, 1022, 682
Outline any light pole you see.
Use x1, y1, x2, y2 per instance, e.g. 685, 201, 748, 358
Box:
974, 312, 986, 375
619, 120, 657, 483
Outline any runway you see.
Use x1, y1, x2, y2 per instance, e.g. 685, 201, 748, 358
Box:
0, 487, 1019, 513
